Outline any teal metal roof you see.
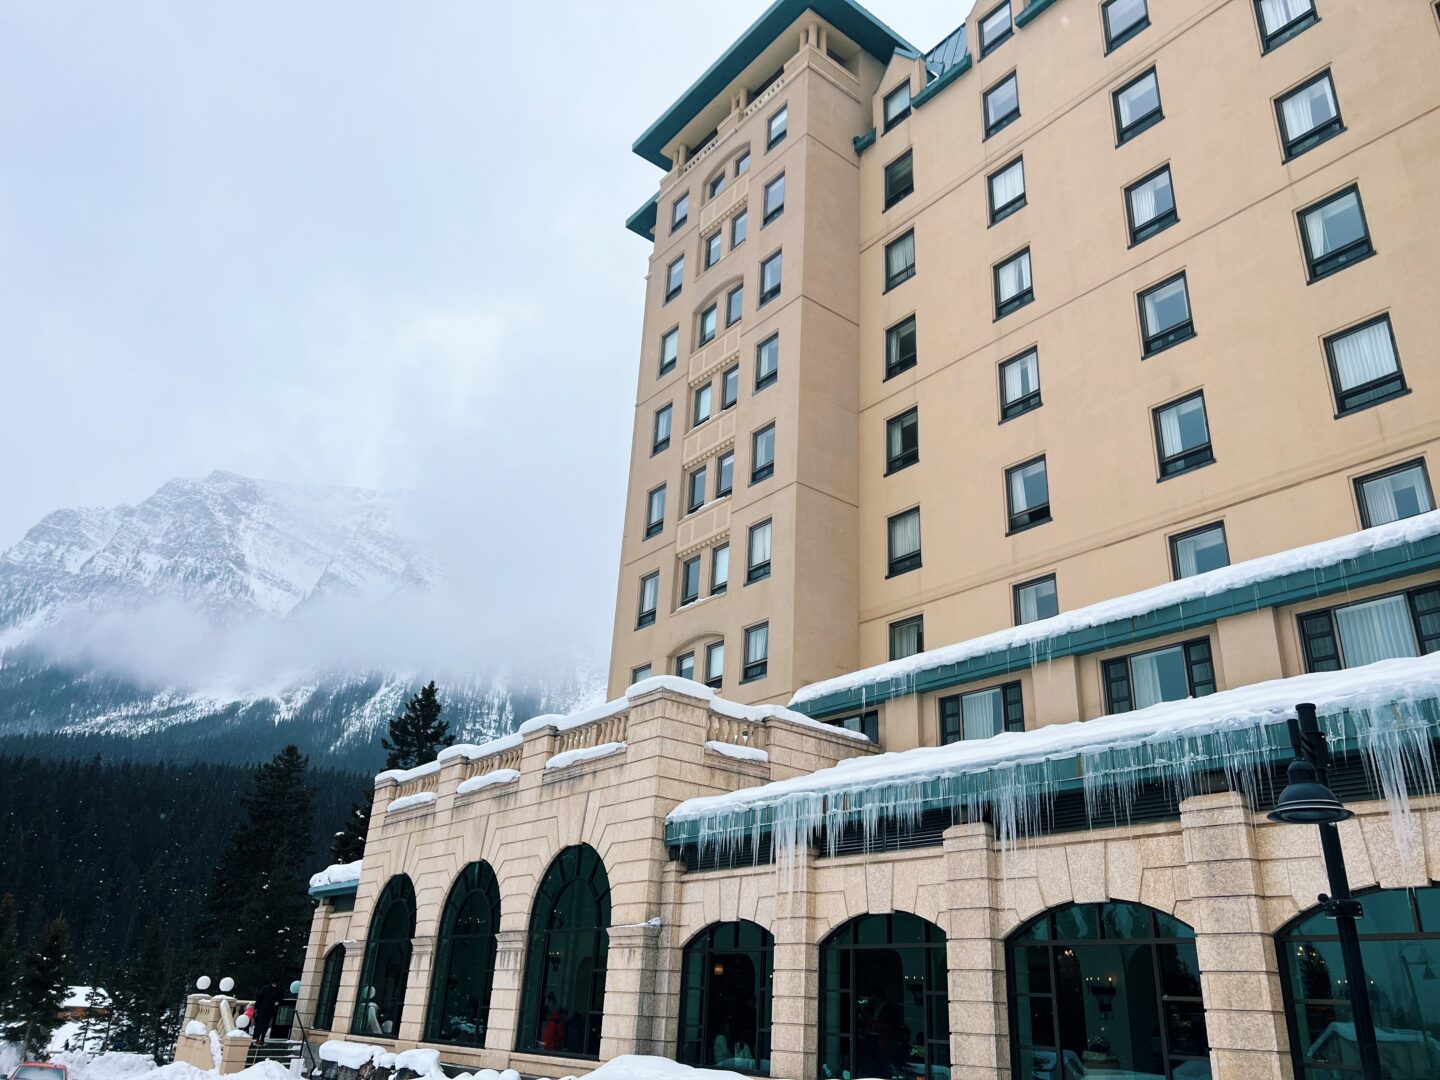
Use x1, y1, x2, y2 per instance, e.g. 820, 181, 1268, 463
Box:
631, 0, 915, 170
794, 530, 1440, 718
308, 880, 358, 900
625, 194, 658, 240
1014, 0, 1061, 28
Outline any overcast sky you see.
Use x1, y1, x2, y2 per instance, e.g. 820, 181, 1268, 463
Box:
0, 0, 971, 660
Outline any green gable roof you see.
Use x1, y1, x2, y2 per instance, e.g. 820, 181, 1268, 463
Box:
632, 0, 915, 170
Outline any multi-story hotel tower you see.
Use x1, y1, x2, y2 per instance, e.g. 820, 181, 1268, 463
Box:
289, 4, 1440, 1080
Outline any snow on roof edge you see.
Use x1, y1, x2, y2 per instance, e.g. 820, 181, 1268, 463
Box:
309, 859, 362, 889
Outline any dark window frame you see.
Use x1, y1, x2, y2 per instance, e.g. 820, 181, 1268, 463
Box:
979, 1, 1014, 57
1254, 0, 1318, 53
721, 363, 740, 410
1354, 459, 1434, 529
652, 403, 672, 455
697, 303, 718, 346
659, 327, 679, 376
1125, 164, 1179, 245
742, 622, 769, 682
1298, 583, 1440, 673
1168, 521, 1229, 581
755, 333, 779, 391
637, 572, 659, 628
1005, 455, 1051, 534
691, 381, 713, 428
725, 285, 744, 327
884, 229, 916, 291
999, 347, 1042, 421
703, 230, 722, 269
751, 423, 776, 484
687, 464, 707, 514
987, 156, 1026, 225
1324, 314, 1407, 416
746, 518, 773, 584
1103, 637, 1216, 713
759, 249, 782, 305
983, 72, 1021, 138
883, 81, 912, 132
665, 255, 684, 303
1298, 184, 1374, 283
630, 663, 652, 685
731, 208, 748, 248
1276, 70, 1344, 161
885, 407, 920, 475
710, 542, 729, 595
645, 483, 666, 539
1138, 271, 1195, 357
1013, 574, 1058, 625
884, 149, 915, 210
1153, 391, 1215, 480
766, 104, 788, 150
1113, 66, 1163, 145
715, 450, 734, 498
939, 681, 1024, 744
993, 246, 1034, 319
671, 192, 689, 233
1102, 0, 1150, 52
680, 554, 702, 606
827, 710, 879, 742
762, 172, 785, 226
704, 640, 725, 689
888, 614, 925, 661
674, 652, 695, 680
885, 314, 918, 380
886, 506, 922, 577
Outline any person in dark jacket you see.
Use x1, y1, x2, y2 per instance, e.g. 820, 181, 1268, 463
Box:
252, 977, 281, 1044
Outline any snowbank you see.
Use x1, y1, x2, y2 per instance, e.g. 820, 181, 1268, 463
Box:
63, 986, 111, 1009
456, 768, 520, 795
309, 859, 362, 889
319, 1039, 385, 1069
791, 510, 1440, 706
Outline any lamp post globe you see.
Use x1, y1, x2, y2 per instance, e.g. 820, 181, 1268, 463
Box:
1267, 756, 1353, 825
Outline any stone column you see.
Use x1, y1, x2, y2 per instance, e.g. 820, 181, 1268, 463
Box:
486, 929, 527, 1057
599, 920, 663, 1059
396, 934, 436, 1043
1180, 791, 1292, 1079
944, 822, 1008, 1080
768, 851, 818, 1080
295, 901, 331, 1028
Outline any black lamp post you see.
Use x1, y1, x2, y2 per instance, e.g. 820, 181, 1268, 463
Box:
1268, 702, 1382, 1080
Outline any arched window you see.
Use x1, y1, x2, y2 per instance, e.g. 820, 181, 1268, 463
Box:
1008, 901, 1208, 1079
516, 844, 610, 1059
1278, 885, 1440, 1078
818, 912, 949, 1080
426, 861, 502, 1047
351, 875, 415, 1038
313, 944, 345, 1030
677, 921, 773, 1074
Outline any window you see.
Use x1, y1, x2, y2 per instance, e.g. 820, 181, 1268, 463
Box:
704, 231, 722, 270
721, 364, 740, 409
999, 348, 1041, 420
886, 408, 919, 474
1277, 71, 1342, 159
725, 285, 744, 327
735, 150, 750, 176
763, 173, 785, 225
883, 82, 911, 131
828, 711, 879, 742
1126, 165, 1177, 244
1299, 186, 1372, 282
637, 573, 659, 627
1355, 460, 1434, 528
672, 192, 689, 232
1013, 575, 1058, 625
759, 250, 782, 304
425, 862, 500, 1047
715, 451, 734, 497
1103, 0, 1149, 51
743, 623, 769, 681
889, 615, 924, 660
1006, 456, 1050, 532
751, 424, 776, 482
1138, 273, 1194, 355
630, 663, 652, 684
687, 464, 708, 513
731, 208, 748, 248
677, 922, 772, 1071
659, 328, 678, 376
665, 255, 684, 302
352, 875, 415, 1038
313, 944, 345, 1029
1254, 0, 1317, 52
885, 230, 916, 290
675, 652, 695, 680
1113, 68, 1162, 144
1299, 586, 1440, 673
984, 73, 1020, 137
711, 543, 729, 595
979, 2, 1013, 56
704, 641, 725, 690
767, 105, 788, 150
707, 172, 725, 200
993, 247, 1033, 318
884, 150, 914, 210
887, 507, 922, 577
987, 157, 1025, 224
652, 403, 672, 453
680, 555, 701, 606
1170, 522, 1229, 579
755, 333, 779, 390
645, 485, 666, 539
747, 519, 772, 583
693, 382, 713, 426
939, 682, 1023, 743
885, 315, 917, 379
1153, 392, 1214, 478
698, 304, 718, 346
1103, 639, 1215, 713
1326, 315, 1406, 414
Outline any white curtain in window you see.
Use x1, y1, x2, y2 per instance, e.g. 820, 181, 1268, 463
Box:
1017, 582, 1048, 624
887, 416, 909, 459
1010, 461, 1046, 512
713, 545, 729, 586
1304, 194, 1359, 258
1004, 351, 1038, 402
887, 234, 915, 278
1143, 279, 1188, 333
1336, 596, 1418, 667
1283, 78, 1334, 137
1331, 322, 1397, 390
890, 511, 920, 558
1364, 476, 1401, 526
998, 253, 1031, 300
707, 643, 725, 680
891, 621, 921, 658
1176, 530, 1225, 579
1130, 180, 1157, 225
1130, 650, 1173, 709
1158, 403, 1187, 456
749, 522, 772, 566
962, 690, 1001, 741
746, 625, 768, 663
991, 161, 1024, 208
1117, 75, 1156, 127
656, 408, 671, 441
641, 576, 658, 610
1260, 0, 1312, 33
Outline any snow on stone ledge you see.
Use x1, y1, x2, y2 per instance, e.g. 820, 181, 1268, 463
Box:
546, 741, 627, 770
437, 734, 523, 763
318, 1040, 386, 1069
673, 653, 1440, 826
375, 759, 442, 785
790, 510, 1440, 707
309, 859, 362, 889
385, 791, 438, 814
456, 768, 520, 795
705, 740, 769, 763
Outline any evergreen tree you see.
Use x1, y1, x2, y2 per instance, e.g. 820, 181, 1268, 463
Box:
0, 893, 18, 1022
193, 746, 317, 995
111, 921, 175, 1061
80, 976, 110, 1052
380, 681, 452, 769
8, 917, 70, 1056
329, 789, 373, 864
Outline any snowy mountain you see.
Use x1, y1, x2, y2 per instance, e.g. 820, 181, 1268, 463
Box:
0, 471, 605, 766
